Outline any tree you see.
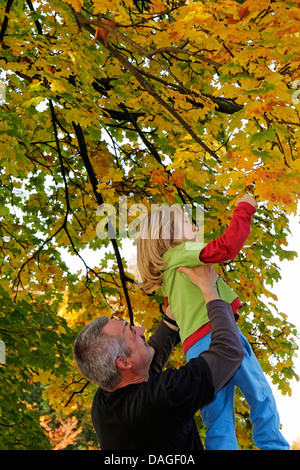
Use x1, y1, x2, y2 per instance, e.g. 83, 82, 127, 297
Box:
0, 0, 299, 449
291, 436, 300, 450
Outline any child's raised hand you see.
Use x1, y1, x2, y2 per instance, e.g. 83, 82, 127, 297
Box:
236, 193, 258, 209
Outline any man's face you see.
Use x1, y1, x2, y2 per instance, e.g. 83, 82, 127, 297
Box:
103, 319, 155, 378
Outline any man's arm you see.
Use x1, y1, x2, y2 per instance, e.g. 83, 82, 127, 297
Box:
177, 264, 244, 392
148, 262, 245, 385
147, 307, 181, 374
201, 299, 244, 391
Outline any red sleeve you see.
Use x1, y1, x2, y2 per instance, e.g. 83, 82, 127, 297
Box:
200, 202, 256, 264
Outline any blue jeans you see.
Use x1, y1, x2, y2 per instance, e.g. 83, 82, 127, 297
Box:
186, 329, 290, 450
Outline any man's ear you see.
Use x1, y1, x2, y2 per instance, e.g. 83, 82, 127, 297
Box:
116, 356, 132, 371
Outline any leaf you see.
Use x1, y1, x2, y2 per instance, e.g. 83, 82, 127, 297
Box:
62, 0, 83, 12
23, 96, 45, 108
249, 129, 277, 146
93, 20, 118, 46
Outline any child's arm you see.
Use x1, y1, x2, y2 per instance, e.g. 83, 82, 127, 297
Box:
200, 194, 257, 264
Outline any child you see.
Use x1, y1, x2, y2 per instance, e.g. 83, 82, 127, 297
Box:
136, 194, 289, 450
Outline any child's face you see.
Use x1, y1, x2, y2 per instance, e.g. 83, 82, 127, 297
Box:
176, 212, 197, 241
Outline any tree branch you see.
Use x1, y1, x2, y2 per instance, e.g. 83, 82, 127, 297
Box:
72, 121, 135, 325
145, 44, 221, 68
70, 9, 220, 161
64, 380, 90, 407
26, 0, 43, 35
0, 0, 14, 42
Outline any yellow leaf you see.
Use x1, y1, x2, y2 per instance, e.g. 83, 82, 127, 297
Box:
50, 79, 68, 94
92, 0, 118, 15
62, 0, 83, 12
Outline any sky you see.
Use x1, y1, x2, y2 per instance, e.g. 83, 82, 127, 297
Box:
62, 208, 300, 446
265, 212, 300, 445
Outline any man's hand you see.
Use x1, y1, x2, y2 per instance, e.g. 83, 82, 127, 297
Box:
177, 264, 220, 304
236, 193, 258, 209
163, 306, 179, 331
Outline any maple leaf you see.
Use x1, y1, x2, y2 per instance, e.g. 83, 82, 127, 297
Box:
150, 168, 168, 185
93, 19, 118, 46
227, 5, 250, 24
170, 170, 186, 189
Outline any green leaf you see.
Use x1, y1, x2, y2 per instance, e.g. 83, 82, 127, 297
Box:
249, 129, 277, 146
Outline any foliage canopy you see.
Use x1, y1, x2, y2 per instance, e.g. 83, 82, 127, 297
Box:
0, 0, 299, 449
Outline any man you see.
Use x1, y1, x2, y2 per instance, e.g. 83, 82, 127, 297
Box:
73, 264, 244, 450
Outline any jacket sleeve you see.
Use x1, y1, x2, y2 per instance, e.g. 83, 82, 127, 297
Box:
200, 299, 245, 392
148, 300, 244, 417
147, 321, 181, 375
200, 202, 256, 264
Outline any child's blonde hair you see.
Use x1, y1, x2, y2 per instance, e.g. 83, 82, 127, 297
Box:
136, 205, 184, 293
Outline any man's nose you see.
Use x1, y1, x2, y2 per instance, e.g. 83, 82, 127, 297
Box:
134, 326, 145, 336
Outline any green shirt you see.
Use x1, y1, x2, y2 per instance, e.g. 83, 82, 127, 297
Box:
162, 241, 239, 343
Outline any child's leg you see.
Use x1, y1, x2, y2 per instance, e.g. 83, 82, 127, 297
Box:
200, 383, 238, 450
233, 331, 290, 450
186, 334, 239, 450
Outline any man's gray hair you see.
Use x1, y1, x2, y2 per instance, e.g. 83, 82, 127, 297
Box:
73, 317, 131, 390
